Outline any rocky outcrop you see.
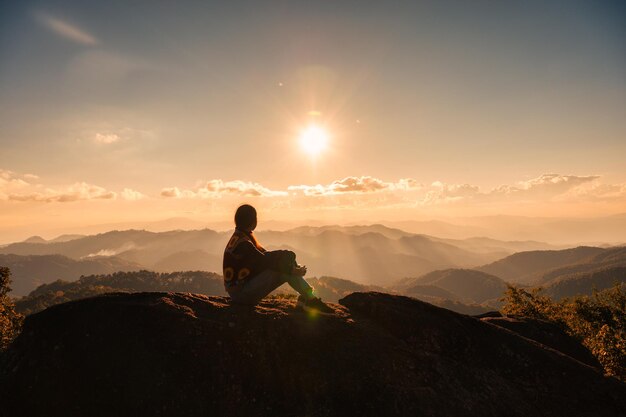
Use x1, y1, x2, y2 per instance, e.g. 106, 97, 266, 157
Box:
480, 315, 601, 369
1, 292, 625, 417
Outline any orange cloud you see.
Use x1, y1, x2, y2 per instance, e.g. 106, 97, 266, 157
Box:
7, 182, 115, 203
288, 176, 421, 196
424, 182, 481, 204
3, 170, 623, 215
160, 187, 179, 198
203, 179, 287, 197
160, 187, 195, 198
94, 133, 120, 144
0, 170, 31, 197
1, 170, 125, 203
422, 174, 607, 206
120, 188, 145, 201
492, 174, 600, 197
161, 180, 287, 199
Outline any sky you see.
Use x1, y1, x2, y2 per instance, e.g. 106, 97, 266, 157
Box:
0, 0, 625, 241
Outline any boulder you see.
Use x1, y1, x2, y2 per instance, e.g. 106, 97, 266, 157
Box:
1, 291, 624, 417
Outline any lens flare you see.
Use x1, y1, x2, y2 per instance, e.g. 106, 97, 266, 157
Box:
299, 125, 328, 157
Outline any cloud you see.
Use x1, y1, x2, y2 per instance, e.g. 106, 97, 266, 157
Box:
288, 176, 421, 196
160, 187, 196, 198
492, 174, 600, 198
94, 133, 120, 144
1, 170, 154, 204
4, 169, 622, 215
203, 180, 286, 197
2, 172, 116, 203
120, 188, 145, 201
7, 182, 116, 203
327, 176, 389, 193
560, 181, 626, 202
79, 126, 155, 148
36, 12, 98, 45
0, 170, 31, 196
161, 176, 411, 200
82, 242, 137, 258
421, 174, 607, 206
395, 178, 423, 190
520, 173, 599, 189
424, 182, 481, 204
158, 174, 618, 210
161, 187, 182, 198
161, 180, 287, 199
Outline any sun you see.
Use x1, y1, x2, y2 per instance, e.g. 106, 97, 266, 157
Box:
299, 125, 329, 157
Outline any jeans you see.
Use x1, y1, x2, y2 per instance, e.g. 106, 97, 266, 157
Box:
226, 269, 314, 305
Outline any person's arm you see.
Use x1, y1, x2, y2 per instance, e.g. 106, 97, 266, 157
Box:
232, 241, 267, 271
233, 242, 296, 273
264, 249, 296, 274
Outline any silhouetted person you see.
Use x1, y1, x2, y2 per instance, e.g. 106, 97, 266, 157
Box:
223, 204, 332, 313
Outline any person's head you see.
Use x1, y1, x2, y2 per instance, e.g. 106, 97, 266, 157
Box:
234, 204, 257, 231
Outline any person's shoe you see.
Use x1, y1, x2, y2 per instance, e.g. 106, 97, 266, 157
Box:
297, 296, 334, 315
296, 295, 307, 308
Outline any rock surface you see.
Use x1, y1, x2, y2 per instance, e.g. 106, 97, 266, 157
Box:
1, 291, 625, 417
480, 315, 602, 369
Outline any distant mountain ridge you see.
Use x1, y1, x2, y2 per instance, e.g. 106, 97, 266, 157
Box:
544, 267, 626, 300
386, 245, 626, 310
537, 247, 626, 285
286, 224, 414, 239
22, 236, 47, 244
387, 213, 626, 244
21, 234, 85, 244
3, 213, 624, 246
1, 226, 556, 293
477, 246, 607, 284
9, 244, 625, 318
0, 254, 143, 296
401, 269, 508, 305
15, 270, 225, 315
14, 270, 491, 317
5, 226, 623, 306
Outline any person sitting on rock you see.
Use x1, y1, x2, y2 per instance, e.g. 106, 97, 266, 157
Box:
223, 204, 333, 314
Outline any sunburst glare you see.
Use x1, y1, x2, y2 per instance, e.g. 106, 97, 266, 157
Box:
299, 125, 329, 157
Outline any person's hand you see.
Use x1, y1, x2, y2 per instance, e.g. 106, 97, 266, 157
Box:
292, 264, 307, 277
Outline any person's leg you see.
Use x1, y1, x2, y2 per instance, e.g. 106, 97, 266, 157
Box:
288, 274, 334, 314
227, 270, 288, 305
227, 270, 315, 305
284, 273, 314, 300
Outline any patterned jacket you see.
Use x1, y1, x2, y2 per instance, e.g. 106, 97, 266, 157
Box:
222, 229, 296, 287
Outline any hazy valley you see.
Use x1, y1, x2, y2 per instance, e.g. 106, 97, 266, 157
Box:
0, 224, 559, 297
3, 224, 624, 318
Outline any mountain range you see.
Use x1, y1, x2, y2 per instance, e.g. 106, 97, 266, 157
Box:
0, 225, 557, 294
4, 213, 625, 246
477, 246, 607, 284
0, 254, 143, 296
393, 269, 508, 306
477, 246, 626, 287
387, 213, 626, 244
2, 225, 625, 309
15, 271, 490, 317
